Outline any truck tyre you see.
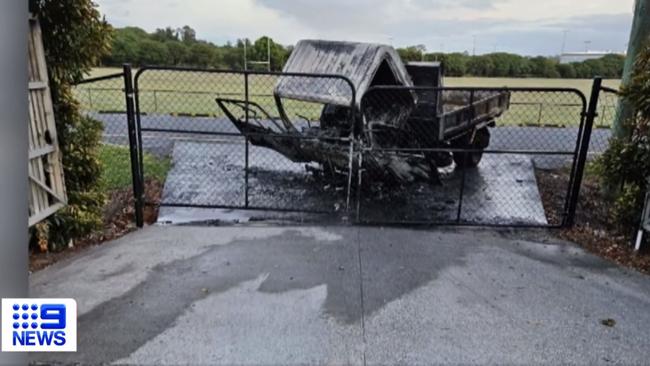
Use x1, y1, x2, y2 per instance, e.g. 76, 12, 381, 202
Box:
453, 127, 490, 168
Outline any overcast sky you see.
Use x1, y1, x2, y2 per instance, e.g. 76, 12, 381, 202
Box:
95, 0, 635, 56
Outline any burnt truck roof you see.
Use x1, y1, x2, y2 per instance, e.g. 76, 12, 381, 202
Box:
274, 39, 413, 108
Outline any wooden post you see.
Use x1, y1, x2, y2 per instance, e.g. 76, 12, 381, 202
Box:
613, 0, 650, 138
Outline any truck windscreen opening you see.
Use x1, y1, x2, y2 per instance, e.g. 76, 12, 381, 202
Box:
370, 59, 400, 86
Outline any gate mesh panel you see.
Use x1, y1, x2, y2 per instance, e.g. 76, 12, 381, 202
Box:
356, 87, 587, 226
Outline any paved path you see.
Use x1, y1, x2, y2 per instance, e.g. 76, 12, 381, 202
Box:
30, 226, 650, 365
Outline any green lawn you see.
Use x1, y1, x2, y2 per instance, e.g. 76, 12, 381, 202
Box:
99, 144, 171, 191
76, 67, 321, 119
76, 68, 621, 128
445, 77, 619, 99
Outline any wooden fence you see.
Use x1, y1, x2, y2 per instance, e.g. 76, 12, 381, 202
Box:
28, 17, 66, 226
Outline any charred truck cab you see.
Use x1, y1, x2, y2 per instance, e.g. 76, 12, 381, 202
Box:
217, 39, 510, 184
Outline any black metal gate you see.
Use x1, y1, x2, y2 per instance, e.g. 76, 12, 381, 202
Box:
129, 65, 357, 225
355, 83, 597, 227
74, 64, 608, 228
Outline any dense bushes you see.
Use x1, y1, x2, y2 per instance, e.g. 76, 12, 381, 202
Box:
399, 48, 625, 79
596, 40, 650, 233
102, 27, 623, 79
103, 26, 290, 71
30, 0, 112, 251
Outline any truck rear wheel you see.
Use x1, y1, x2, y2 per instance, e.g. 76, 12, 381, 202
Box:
453, 150, 483, 168
453, 127, 490, 168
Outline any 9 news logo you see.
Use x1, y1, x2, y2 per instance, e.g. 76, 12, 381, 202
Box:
1, 299, 77, 352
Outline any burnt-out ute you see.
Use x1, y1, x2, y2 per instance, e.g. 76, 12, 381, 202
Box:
217, 39, 510, 184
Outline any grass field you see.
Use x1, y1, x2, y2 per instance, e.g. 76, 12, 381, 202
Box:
75, 67, 621, 127
99, 144, 170, 191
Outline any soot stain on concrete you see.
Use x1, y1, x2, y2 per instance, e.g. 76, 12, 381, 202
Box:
44, 228, 471, 364
96, 262, 136, 281
506, 240, 617, 272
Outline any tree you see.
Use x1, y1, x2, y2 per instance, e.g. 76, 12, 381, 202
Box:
187, 42, 215, 67
583, 59, 605, 77
220, 43, 243, 70
101, 29, 293, 71
397, 46, 424, 63
572, 62, 590, 78
600, 54, 625, 78
180, 25, 196, 44
597, 40, 650, 232
249, 36, 289, 71
615, 0, 650, 138
529, 56, 560, 78
441, 53, 469, 76
488, 53, 518, 77
30, 0, 113, 250
166, 41, 188, 65
557, 63, 577, 79
152, 26, 178, 42
467, 55, 495, 76
102, 27, 147, 65
137, 39, 169, 65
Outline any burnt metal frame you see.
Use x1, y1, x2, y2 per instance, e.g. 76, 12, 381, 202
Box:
131, 65, 357, 223
355, 83, 593, 228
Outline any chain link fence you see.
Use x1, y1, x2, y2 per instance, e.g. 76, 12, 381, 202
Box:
73, 72, 129, 146
73, 66, 620, 228
132, 67, 356, 221
355, 86, 589, 227
589, 86, 620, 153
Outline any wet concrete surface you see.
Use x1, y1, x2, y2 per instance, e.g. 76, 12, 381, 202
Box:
159, 140, 348, 220
29, 226, 650, 365
159, 141, 546, 225
359, 154, 546, 225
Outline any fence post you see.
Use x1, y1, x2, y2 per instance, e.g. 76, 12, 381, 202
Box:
153, 89, 158, 113
87, 88, 93, 110
456, 90, 474, 223
244, 72, 250, 208
123, 63, 144, 228
565, 77, 601, 227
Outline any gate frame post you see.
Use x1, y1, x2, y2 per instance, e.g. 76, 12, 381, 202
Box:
565, 77, 601, 227
123, 63, 144, 228
244, 72, 250, 209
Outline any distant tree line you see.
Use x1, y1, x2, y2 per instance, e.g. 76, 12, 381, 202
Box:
102, 26, 291, 71
397, 46, 625, 79
102, 27, 624, 79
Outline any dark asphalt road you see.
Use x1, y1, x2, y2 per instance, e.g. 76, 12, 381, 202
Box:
92, 112, 612, 164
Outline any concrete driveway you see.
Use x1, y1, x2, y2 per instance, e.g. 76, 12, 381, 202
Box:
30, 226, 650, 365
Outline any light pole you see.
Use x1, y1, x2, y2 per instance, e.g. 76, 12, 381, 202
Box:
472, 35, 476, 56
561, 30, 569, 55
243, 40, 247, 71
416, 44, 426, 61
